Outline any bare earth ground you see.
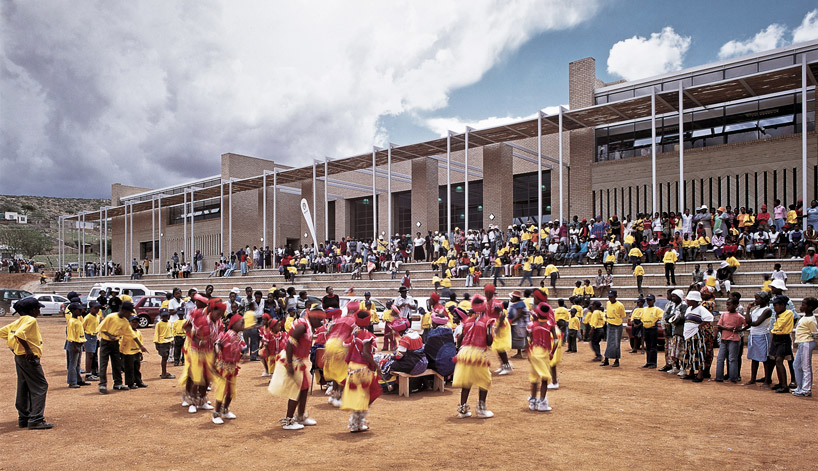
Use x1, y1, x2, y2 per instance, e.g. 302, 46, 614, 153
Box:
0, 319, 815, 471
0, 273, 42, 293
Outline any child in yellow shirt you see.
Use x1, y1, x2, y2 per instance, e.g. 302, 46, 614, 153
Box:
121, 316, 147, 389
153, 309, 175, 379
172, 317, 187, 366
633, 263, 645, 296
567, 309, 580, 353
66, 304, 87, 388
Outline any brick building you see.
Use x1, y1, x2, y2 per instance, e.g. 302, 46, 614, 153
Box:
60, 41, 818, 272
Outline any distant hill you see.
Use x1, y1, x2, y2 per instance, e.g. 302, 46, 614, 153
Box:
0, 195, 110, 264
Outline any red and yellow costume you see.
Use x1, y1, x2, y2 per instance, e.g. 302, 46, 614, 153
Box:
453, 295, 495, 391
340, 328, 380, 411
213, 326, 246, 403
268, 318, 313, 401
260, 321, 288, 373
527, 304, 555, 384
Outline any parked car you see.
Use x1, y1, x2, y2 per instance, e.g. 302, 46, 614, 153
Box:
86, 283, 164, 302
32, 293, 70, 316
0, 289, 33, 316
133, 295, 166, 328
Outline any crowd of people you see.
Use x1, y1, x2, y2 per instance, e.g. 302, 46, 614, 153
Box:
4, 259, 816, 433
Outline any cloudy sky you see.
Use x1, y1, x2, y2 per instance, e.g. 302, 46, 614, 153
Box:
2, 1, 817, 198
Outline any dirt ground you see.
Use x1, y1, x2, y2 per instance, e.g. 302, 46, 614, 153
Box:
0, 273, 42, 293
0, 318, 815, 471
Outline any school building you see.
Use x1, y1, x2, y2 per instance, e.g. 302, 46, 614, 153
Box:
59, 40, 818, 272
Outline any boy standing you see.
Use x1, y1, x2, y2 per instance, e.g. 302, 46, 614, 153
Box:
66, 303, 88, 388
0, 298, 52, 429
153, 309, 175, 379
567, 309, 580, 353
792, 297, 818, 396
601, 290, 626, 367
97, 302, 147, 394
82, 301, 102, 382
640, 294, 663, 369
172, 314, 187, 366
121, 316, 148, 389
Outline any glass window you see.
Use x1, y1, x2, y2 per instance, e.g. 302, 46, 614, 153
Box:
438, 181, 483, 231
759, 55, 794, 72
349, 196, 374, 240
513, 171, 551, 224
167, 200, 220, 226
662, 77, 692, 91
692, 70, 723, 86
634, 86, 655, 97
595, 94, 608, 105
392, 191, 412, 236
595, 127, 609, 161
608, 90, 635, 102
725, 63, 758, 79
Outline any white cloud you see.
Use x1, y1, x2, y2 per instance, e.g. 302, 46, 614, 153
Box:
0, 0, 601, 197
793, 9, 818, 43
606, 27, 691, 81
718, 23, 787, 59
422, 105, 564, 137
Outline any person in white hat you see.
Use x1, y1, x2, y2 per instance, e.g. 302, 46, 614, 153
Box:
681, 290, 714, 382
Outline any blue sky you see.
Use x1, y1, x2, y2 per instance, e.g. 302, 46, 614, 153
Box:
2, 1, 817, 198
385, 1, 818, 145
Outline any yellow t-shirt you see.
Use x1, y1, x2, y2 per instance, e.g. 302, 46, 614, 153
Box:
522, 232, 531, 241
585, 310, 605, 329
119, 329, 143, 355
284, 316, 295, 332
173, 319, 187, 337
633, 265, 645, 277
584, 285, 595, 296
641, 306, 664, 329
66, 317, 86, 344
534, 255, 544, 265
572, 287, 584, 296
662, 250, 677, 264
161, 299, 170, 309
568, 316, 581, 331
706, 276, 717, 288
153, 320, 173, 344
119, 294, 133, 304
523, 261, 532, 271
761, 280, 772, 292
421, 312, 432, 330
628, 248, 643, 258
605, 254, 616, 263
441, 277, 452, 288
458, 300, 472, 311
794, 316, 818, 344
432, 275, 441, 285
83, 313, 100, 335
0, 316, 43, 358
726, 257, 740, 268
786, 210, 797, 224
98, 313, 137, 342
554, 307, 570, 322
369, 308, 380, 325
244, 311, 257, 329
605, 301, 626, 326
631, 307, 644, 321
624, 234, 635, 245
544, 265, 558, 276
771, 309, 794, 335
494, 258, 502, 268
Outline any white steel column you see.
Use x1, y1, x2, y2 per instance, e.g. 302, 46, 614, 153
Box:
372, 147, 377, 242
219, 181, 224, 255
678, 83, 685, 212
537, 111, 543, 248
387, 144, 392, 236
651, 88, 658, 214
76, 215, 80, 270
129, 203, 133, 269
123, 206, 128, 268
558, 107, 564, 224
273, 171, 278, 249
312, 161, 317, 233
263, 172, 267, 248
190, 189, 195, 264
57, 217, 62, 269
324, 158, 329, 242
183, 191, 188, 263
464, 127, 470, 231
99, 209, 103, 273
80, 213, 85, 274
228, 180, 233, 255
447, 131, 452, 238
104, 208, 108, 274
157, 198, 161, 271
802, 59, 808, 230
151, 198, 156, 275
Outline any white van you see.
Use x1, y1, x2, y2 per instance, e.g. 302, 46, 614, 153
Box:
87, 283, 165, 303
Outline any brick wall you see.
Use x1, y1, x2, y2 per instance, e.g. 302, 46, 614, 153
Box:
567, 57, 597, 220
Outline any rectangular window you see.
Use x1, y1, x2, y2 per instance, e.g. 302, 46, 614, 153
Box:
438, 180, 483, 231
327, 200, 336, 241
167, 200, 220, 226
691, 70, 723, 86
392, 191, 412, 236
513, 171, 551, 225
349, 196, 374, 240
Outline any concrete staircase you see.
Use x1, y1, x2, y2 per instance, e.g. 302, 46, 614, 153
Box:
45, 258, 813, 310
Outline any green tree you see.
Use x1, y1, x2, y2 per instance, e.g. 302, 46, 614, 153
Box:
0, 227, 52, 258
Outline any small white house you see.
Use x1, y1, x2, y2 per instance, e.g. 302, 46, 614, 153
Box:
2, 212, 27, 224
